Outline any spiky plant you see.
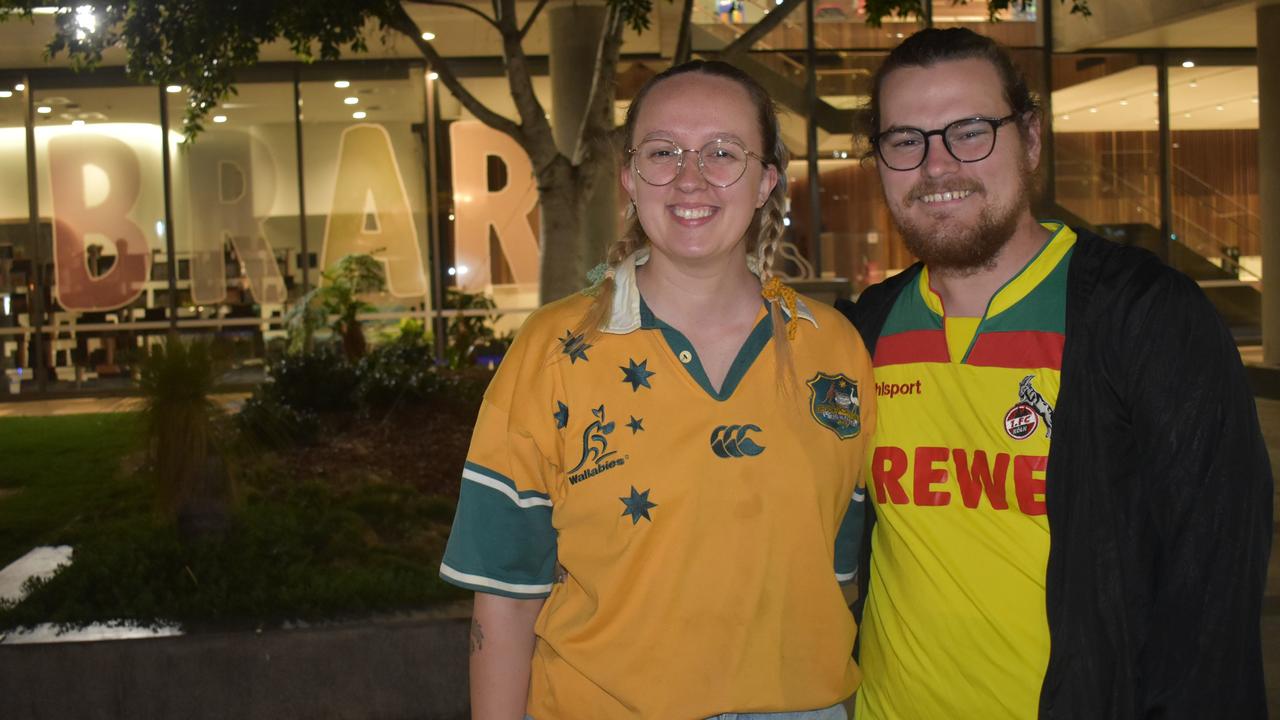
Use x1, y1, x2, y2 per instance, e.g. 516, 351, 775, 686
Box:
285, 253, 387, 361
138, 339, 233, 537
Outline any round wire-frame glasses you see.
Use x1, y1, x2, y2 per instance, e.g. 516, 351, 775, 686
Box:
627, 138, 767, 188
871, 113, 1019, 171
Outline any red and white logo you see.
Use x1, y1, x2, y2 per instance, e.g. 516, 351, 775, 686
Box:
1004, 402, 1039, 440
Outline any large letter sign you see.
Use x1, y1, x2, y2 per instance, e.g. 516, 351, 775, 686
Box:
448, 120, 539, 292
48, 134, 149, 311
320, 124, 427, 298
184, 130, 286, 306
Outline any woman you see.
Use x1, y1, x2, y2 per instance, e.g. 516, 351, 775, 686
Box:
440, 60, 875, 720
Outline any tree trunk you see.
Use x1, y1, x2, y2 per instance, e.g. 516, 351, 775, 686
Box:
537, 159, 590, 304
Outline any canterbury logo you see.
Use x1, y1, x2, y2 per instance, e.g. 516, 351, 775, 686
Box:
710, 424, 765, 458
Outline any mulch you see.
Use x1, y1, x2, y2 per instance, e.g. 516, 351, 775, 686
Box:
278, 400, 482, 498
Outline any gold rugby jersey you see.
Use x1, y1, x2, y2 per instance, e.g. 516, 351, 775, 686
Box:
857, 223, 1075, 720
441, 249, 875, 720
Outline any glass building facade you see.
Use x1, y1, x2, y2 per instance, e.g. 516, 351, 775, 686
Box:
0, 0, 1260, 397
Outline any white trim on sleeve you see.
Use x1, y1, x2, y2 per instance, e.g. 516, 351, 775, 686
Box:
440, 563, 554, 595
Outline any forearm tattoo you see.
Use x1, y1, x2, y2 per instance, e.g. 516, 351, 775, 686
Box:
470, 618, 485, 655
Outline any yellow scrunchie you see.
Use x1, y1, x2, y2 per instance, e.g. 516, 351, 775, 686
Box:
761, 276, 799, 341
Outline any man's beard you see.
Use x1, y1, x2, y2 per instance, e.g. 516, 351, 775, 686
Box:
889, 164, 1034, 275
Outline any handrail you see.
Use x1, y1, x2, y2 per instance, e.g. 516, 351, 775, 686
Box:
1058, 162, 1262, 282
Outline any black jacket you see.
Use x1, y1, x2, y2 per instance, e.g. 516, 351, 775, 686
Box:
838, 229, 1273, 719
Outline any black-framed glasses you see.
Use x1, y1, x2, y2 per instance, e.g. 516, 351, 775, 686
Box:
871, 113, 1019, 171
627, 138, 767, 188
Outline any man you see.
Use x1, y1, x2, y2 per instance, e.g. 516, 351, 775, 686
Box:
838, 28, 1273, 719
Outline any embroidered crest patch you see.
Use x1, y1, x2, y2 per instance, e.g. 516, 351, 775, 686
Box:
807, 372, 862, 439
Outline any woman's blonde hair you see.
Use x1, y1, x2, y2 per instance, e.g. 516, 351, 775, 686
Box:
574, 60, 797, 389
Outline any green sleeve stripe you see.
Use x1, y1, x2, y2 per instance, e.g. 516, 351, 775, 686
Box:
834, 487, 867, 583
439, 563, 553, 598
462, 462, 553, 507
441, 479, 558, 593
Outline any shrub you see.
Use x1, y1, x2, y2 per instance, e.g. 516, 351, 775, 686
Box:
236, 392, 321, 448
266, 347, 358, 414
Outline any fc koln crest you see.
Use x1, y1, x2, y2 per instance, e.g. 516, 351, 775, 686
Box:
807, 372, 861, 440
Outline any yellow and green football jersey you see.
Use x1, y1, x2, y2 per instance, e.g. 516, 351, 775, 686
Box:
856, 223, 1076, 720
441, 250, 875, 720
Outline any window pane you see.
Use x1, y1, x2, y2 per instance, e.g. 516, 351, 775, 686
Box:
32, 80, 166, 393
0, 73, 30, 395
167, 78, 300, 370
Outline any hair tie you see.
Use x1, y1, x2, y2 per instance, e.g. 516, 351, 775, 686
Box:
761, 276, 799, 341
582, 262, 616, 297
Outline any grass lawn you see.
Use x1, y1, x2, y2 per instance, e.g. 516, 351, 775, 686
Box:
0, 410, 468, 633
0, 413, 147, 568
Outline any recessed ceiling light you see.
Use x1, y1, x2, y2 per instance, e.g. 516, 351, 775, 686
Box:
71, 119, 84, 126
165, 85, 182, 93
352, 111, 367, 119
212, 114, 227, 123
334, 80, 350, 89
1061, 114, 1070, 120
36, 105, 51, 114
1253, 97, 1259, 104
1189, 81, 1198, 88
1089, 107, 1097, 113
0, 91, 11, 99
14, 83, 24, 92
1183, 112, 1191, 118
1216, 105, 1224, 111
343, 96, 359, 105
1119, 100, 1129, 106
421, 31, 436, 41
1181, 60, 1195, 68
427, 71, 439, 81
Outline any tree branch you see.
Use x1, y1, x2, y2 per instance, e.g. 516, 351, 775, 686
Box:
386, 2, 522, 142
518, 0, 552, 40
719, 0, 804, 57
494, 0, 560, 175
673, 0, 694, 65
573, 2, 625, 180
400, 0, 501, 31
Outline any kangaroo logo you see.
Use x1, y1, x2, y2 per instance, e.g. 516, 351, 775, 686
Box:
568, 404, 618, 476
710, 424, 766, 458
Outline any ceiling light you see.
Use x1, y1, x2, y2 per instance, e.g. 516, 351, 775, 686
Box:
71, 119, 84, 126
1181, 60, 1195, 68
427, 71, 439, 81
212, 114, 227, 123
1119, 100, 1129, 106
334, 80, 350, 88
165, 84, 182, 93
14, 83, 24, 92
0, 91, 11, 99
352, 111, 366, 119
36, 105, 51, 114
421, 31, 436, 41
1189, 81, 1198, 88
1089, 107, 1097, 113
1183, 112, 1191, 118
343, 96, 359, 105
1216, 105, 1224, 111
1060, 114, 1070, 120
1253, 97, 1259, 104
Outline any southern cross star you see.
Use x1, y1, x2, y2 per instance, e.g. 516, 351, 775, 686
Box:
626, 415, 644, 433
559, 330, 592, 364
553, 401, 569, 429
620, 486, 657, 525
619, 358, 655, 391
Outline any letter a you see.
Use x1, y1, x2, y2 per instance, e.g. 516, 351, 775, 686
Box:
321, 124, 427, 298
